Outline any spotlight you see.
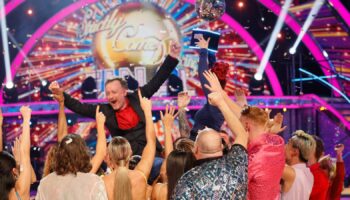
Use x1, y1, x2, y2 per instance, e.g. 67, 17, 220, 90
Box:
27, 9, 33, 16
41, 80, 48, 87
254, 73, 263, 81
81, 76, 97, 99
167, 74, 183, 96
238, 1, 244, 8
5, 81, 14, 89
3, 83, 18, 103
289, 48, 296, 55
249, 75, 264, 96
40, 80, 52, 101
322, 50, 328, 58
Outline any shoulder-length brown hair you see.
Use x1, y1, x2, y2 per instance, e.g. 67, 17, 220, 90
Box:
54, 134, 92, 175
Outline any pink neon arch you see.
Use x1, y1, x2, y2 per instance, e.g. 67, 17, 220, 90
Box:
0, 0, 25, 19
329, 0, 350, 31
4, 0, 284, 105
259, 0, 341, 97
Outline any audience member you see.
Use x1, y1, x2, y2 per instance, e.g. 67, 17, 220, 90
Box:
190, 36, 229, 140
281, 130, 316, 200
204, 70, 285, 200
0, 106, 33, 200
102, 90, 156, 200
172, 86, 249, 199
36, 106, 108, 200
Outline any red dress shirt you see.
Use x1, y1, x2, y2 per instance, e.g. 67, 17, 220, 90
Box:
115, 99, 140, 130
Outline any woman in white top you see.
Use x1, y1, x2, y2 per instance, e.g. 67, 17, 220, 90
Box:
281, 130, 316, 200
36, 106, 108, 200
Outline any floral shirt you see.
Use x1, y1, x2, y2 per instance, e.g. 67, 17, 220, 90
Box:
172, 144, 248, 200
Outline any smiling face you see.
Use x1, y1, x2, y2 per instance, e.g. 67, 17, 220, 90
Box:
105, 80, 127, 110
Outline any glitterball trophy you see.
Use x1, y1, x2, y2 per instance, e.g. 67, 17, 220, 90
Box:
196, 0, 226, 21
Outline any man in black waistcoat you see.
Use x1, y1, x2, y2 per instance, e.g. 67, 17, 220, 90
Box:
50, 42, 181, 156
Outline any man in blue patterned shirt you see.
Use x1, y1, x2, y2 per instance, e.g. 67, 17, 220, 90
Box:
172, 73, 249, 200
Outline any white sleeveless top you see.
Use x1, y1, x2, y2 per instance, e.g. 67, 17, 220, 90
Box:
282, 163, 314, 200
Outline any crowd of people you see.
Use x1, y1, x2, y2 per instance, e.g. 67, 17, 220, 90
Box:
0, 39, 346, 200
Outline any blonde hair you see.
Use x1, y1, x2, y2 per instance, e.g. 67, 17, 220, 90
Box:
240, 106, 268, 126
108, 137, 133, 200
289, 130, 316, 163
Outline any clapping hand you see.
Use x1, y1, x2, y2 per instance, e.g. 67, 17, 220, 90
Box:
49, 81, 64, 103
234, 89, 248, 108
265, 113, 287, 134
208, 91, 225, 108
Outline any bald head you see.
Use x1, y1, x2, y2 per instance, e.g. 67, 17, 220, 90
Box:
195, 128, 223, 159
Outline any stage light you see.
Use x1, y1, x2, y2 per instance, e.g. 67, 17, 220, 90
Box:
289, 48, 296, 55
40, 79, 52, 101
319, 106, 326, 111
238, 1, 244, 8
278, 33, 282, 39
27, 9, 33, 16
3, 83, 18, 103
322, 50, 328, 58
81, 76, 97, 99
254, 73, 263, 81
5, 81, 14, 89
167, 74, 183, 96
289, 0, 325, 53
255, 0, 293, 81
283, 108, 287, 112
249, 75, 265, 96
41, 80, 48, 87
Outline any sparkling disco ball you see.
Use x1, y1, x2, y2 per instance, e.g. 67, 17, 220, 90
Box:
196, 0, 226, 21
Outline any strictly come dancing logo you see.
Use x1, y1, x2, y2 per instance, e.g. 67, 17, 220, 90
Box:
78, 2, 181, 70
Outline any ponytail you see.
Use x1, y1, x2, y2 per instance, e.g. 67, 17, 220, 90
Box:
113, 166, 132, 200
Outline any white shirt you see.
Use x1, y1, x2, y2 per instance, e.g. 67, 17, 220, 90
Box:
282, 163, 314, 200
36, 172, 107, 200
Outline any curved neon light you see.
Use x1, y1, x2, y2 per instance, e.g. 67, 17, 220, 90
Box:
329, 0, 350, 29
0, 0, 25, 19
259, 0, 341, 97
7, 0, 283, 104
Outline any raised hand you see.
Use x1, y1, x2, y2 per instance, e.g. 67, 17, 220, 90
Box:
204, 70, 223, 93
49, 81, 64, 103
20, 106, 31, 122
177, 91, 191, 109
234, 89, 248, 108
95, 106, 106, 125
195, 36, 210, 49
169, 40, 181, 59
160, 105, 178, 130
208, 91, 225, 108
138, 89, 152, 112
335, 144, 344, 155
265, 113, 287, 134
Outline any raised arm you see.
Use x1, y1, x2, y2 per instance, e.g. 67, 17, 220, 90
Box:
159, 105, 178, 181
195, 37, 211, 98
135, 90, 156, 178
208, 91, 248, 148
204, 70, 243, 118
49, 81, 97, 119
90, 106, 107, 174
329, 144, 345, 200
140, 41, 180, 98
0, 108, 3, 151
50, 82, 68, 142
15, 106, 32, 199
177, 92, 191, 138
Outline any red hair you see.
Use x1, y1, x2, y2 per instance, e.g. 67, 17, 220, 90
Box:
211, 62, 229, 88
